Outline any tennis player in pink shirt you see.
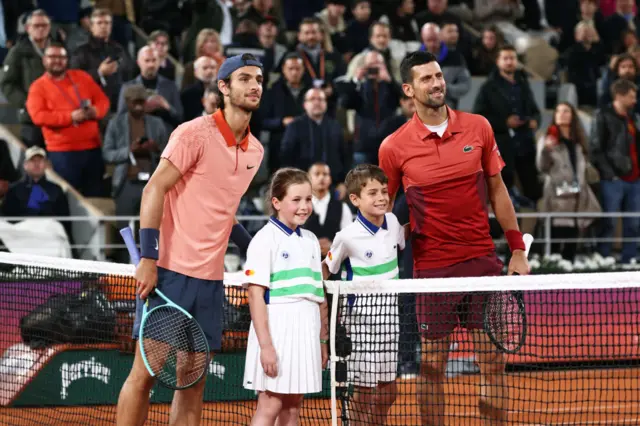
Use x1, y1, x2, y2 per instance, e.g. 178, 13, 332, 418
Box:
117, 54, 264, 426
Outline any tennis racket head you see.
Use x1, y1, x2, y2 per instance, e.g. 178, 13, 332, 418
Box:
139, 301, 210, 390
483, 290, 527, 354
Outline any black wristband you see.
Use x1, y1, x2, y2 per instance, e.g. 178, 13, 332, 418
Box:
139, 228, 159, 260
230, 223, 252, 255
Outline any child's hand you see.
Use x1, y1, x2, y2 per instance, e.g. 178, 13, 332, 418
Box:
321, 343, 329, 369
261, 345, 278, 378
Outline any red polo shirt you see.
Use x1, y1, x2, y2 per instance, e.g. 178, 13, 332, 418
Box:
379, 107, 505, 270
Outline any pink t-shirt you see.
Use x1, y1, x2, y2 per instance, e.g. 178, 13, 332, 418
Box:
158, 110, 263, 280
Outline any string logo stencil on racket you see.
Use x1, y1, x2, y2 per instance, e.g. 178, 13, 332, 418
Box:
119, 227, 210, 390
483, 233, 533, 354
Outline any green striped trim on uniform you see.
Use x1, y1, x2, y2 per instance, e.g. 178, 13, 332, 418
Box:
269, 284, 324, 298
351, 258, 398, 277
270, 267, 322, 282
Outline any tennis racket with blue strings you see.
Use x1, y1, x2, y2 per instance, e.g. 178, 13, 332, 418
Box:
120, 227, 210, 390
483, 233, 533, 355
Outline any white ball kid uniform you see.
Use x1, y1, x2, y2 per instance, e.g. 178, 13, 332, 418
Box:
243, 217, 324, 394
324, 212, 405, 387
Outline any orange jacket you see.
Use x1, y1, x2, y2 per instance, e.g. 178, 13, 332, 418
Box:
26, 69, 110, 152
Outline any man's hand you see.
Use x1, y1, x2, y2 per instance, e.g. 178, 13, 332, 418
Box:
145, 95, 171, 112
71, 108, 88, 123
378, 65, 392, 82
507, 250, 530, 275
98, 57, 119, 77
319, 238, 332, 256
506, 115, 524, 129
282, 116, 295, 127
336, 183, 347, 200
85, 106, 98, 120
135, 258, 158, 299
355, 66, 367, 81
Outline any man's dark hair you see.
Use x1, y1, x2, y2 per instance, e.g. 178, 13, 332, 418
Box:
368, 21, 390, 38
611, 78, 638, 99
440, 18, 458, 29
282, 52, 303, 65
309, 161, 329, 172
614, 53, 639, 77
497, 44, 517, 57
400, 51, 438, 84
45, 41, 66, 53
345, 164, 388, 197
299, 17, 322, 31
148, 30, 169, 42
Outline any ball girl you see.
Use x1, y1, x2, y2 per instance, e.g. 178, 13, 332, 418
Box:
243, 167, 329, 426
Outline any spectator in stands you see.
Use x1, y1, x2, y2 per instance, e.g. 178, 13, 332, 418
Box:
591, 79, 640, 264
103, 85, 168, 235
26, 42, 110, 197
416, 0, 463, 30
0, 9, 54, 149
346, 21, 401, 83
579, 0, 606, 43
598, 53, 640, 112
224, 20, 266, 64
469, 25, 502, 76
93, 0, 134, 50
473, 44, 542, 203
281, 0, 325, 32
0, 139, 19, 200
64, 6, 92, 54
345, 0, 373, 57
315, 0, 348, 56
295, 17, 346, 116
419, 23, 471, 109
118, 46, 182, 130
242, 0, 278, 27
70, 8, 132, 114
261, 53, 309, 173
382, 0, 420, 42
257, 16, 288, 77
620, 28, 639, 53
536, 103, 601, 261
0, 147, 70, 231
377, 92, 416, 143
440, 19, 472, 64
181, 56, 218, 122
339, 50, 401, 166
182, 0, 233, 63
148, 30, 175, 81
203, 84, 220, 115
305, 162, 353, 258
605, 0, 640, 55
182, 29, 225, 88
37, 0, 79, 39
564, 21, 605, 107
474, 0, 524, 28
281, 88, 347, 198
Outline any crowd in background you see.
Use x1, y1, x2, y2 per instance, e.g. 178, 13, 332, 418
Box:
0, 0, 639, 266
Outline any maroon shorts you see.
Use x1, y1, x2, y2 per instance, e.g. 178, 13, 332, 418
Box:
414, 253, 504, 340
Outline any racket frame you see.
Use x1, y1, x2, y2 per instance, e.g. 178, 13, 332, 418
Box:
483, 290, 527, 354
138, 289, 211, 389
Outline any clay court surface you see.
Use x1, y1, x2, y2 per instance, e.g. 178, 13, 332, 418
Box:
1, 368, 638, 425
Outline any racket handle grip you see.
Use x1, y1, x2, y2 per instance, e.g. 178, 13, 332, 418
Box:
523, 233, 534, 258
120, 227, 141, 266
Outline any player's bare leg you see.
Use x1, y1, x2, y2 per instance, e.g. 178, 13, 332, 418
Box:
116, 344, 156, 426
275, 394, 303, 426
351, 385, 375, 425
168, 351, 212, 426
252, 391, 284, 425
418, 336, 450, 426
371, 380, 398, 425
470, 330, 507, 426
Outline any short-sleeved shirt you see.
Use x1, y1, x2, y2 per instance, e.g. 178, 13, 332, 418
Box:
379, 107, 504, 270
325, 212, 405, 282
243, 217, 324, 304
158, 109, 263, 280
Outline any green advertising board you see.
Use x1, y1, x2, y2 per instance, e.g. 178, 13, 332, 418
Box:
11, 349, 330, 407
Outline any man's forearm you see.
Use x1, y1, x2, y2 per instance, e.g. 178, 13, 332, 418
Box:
490, 181, 519, 233
139, 183, 166, 229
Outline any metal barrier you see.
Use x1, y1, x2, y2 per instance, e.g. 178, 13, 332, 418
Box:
2, 212, 640, 259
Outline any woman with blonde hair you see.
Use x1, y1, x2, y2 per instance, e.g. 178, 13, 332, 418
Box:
182, 29, 226, 88
536, 102, 601, 260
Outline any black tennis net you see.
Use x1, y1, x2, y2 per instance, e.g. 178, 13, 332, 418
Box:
1, 252, 640, 425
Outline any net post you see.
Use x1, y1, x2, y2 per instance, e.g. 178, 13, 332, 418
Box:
328, 281, 341, 426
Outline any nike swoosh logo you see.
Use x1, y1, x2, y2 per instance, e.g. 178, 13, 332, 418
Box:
247, 165, 255, 169
154, 238, 159, 250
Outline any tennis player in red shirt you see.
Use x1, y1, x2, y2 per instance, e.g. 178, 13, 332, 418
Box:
379, 51, 529, 425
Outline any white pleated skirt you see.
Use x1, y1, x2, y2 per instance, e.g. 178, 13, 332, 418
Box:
243, 299, 322, 394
